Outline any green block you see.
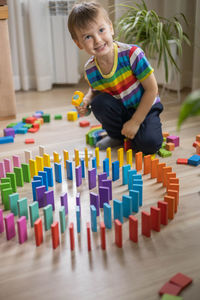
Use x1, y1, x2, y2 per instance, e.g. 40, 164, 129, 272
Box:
161, 294, 183, 300
54, 114, 62, 120
158, 148, 172, 158
162, 142, 166, 149
23, 123, 32, 129
59, 206, 66, 233
29, 202, 39, 227
2, 188, 13, 210
1, 177, 11, 184
0, 182, 11, 204
6, 172, 17, 193
21, 163, 31, 183
18, 197, 28, 220
13, 167, 24, 187
42, 114, 51, 123
6, 122, 18, 128
9, 193, 19, 216
163, 137, 166, 142
22, 117, 29, 123
43, 204, 53, 231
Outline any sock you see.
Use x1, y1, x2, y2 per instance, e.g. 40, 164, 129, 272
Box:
96, 136, 123, 150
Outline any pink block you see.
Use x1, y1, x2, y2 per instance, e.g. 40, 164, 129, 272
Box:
166, 135, 179, 147
17, 216, 28, 244
0, 162, 6, 178
4, 213, 16, 240
0, 209, 4, 233
4, 158, 12, 173
13, 155, 21, 167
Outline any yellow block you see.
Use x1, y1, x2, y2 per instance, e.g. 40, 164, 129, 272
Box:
106, 147, 111, 167
117, 148, 124, 168
63, 150, 69, 168
126, 149, 132, 166
74, 149, 79, 167
85, 147, 88, 168
43, 153, 51, 167
67, 111, 78, 121
53, 151, 60, 163
95, 147, 100, 168
151, 154, 156, 160
36, 156, 44, 172
29, 159, 38, 178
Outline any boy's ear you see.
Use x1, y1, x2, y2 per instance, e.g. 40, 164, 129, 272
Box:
74, 39, 83, 50
110, 21, 114, 36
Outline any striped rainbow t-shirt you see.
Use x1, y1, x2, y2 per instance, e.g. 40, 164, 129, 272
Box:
84, 41, 160, 109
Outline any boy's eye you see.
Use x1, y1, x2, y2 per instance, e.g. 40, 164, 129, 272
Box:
85, 35, 91, 40
99, 28, 105, 33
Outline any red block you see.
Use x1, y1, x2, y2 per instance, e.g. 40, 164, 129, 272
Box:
124, 138, 132, 152
51, 221, 59, 250
34, 218, 43, 246
33, 122, 40, 129
177, 158, 188, 165
79, 120, 90, 127
25, 117, 37, 124
115, 219, 122, 248
100, 221, 106, 250
129, 215, 138, 243
69, 222, 75, 251
157, 201, 168, 225
151, 206, 160, 232
159, 281, 182, 296
170, 273, 193, 290
28, 127, 39, 133
25, 139, 35, 144
87, 222, 91, 251
141, 211, 151, 237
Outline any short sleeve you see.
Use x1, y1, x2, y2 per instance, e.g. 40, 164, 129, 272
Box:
129, 46, 154, 81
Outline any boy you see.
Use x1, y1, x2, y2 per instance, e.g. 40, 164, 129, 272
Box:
68, 1, 163, 154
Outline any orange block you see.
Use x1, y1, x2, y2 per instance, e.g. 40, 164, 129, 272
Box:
169, 177, 179, 185
34, 218, 43, 247
51, 221, 60, 249
164, 195, 175, 219
151, 158, 159, 179
157, 163, 166, 183
168, 183, 179, 193
135, 151, 143, 172
196, 135, 200, 142
196, 144, 200, 155
166, 142, 175, 151
162, 132, 170, 138
115, 219, 123, 247
143, 155, 151, 175
37, 118, 44, 125
162, 166, 172, 187
166, 172, 176, 189
167, 190, 179, 212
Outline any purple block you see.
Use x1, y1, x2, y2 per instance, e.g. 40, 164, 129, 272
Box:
75, 165, 82, 187
0, 209, 4, 233
60, 192, 68, 215
98, 172, 107, 186
166, 135, 179, 147
99, 186, 109, 208
88, 168, 96, 190
76, 193, 81, 215
4, 213, 16, 240
44, 190, 55, 211
4, 127, 15, 137
36, 185, 46, 208
17, 216, 28, 244
101, 179, 112, 200
4, 158, 12, 173
13, 155, 21, 167
0, 162, 6, 179
90, 192, 100, 216
33, 112, 42, 118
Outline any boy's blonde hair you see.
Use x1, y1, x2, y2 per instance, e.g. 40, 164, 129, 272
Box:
68, 1, 111, 40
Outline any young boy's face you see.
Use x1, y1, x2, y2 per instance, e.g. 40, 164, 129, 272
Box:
74, 11, 114, 59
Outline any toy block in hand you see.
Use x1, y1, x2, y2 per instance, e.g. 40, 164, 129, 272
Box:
67, 111, 78, 121
166, 142, 175, 151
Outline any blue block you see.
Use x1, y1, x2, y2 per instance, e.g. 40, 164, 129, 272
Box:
66, 160, 73, 180
54, 163, 62, 183
36, 110, 44, 115
32, 180, 42, 201
122, 164, 131, 185
38, 171, 48, 190
76, 206, 81, 233
92, 157, 97, 170
122, 195, 132, 218
43, 167, 54, 187
113, 199, 123, 223
128, 169, 137, 190
132, 174, 142, 183
33, 176, 43, 185
90, 205, 97, 232
16, 127, 28, 134
132, 184, 143, 206
112, 161, 120, 181
129, 190, 139, 213
0, 136, 14, 144
13, 122, 26, 133
103, 158, 109, 177
81, 158, 85, 178
103, 203, 112, 229
188, 154, 200, 166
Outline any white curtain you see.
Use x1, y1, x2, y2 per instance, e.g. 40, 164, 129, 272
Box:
8, 0, 80, 91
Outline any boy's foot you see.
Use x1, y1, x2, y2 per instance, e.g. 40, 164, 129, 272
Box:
96, 136, 123, 150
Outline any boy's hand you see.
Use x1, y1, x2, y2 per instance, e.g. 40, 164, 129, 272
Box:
76, 97, 91, 117
121, 119, 140, 140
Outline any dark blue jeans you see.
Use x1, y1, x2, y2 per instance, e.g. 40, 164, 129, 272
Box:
91, 93, 163, 154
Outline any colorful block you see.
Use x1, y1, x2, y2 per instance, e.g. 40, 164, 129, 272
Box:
29, 202, 39, 227
129, 215, 138, 243
166, 135, 179, 147
112, 161, 120, 181
4, 213, 16, 240
142, 211, 151, 237
115, 219, 122, 248
9, 193, 19, 216
90, 192, 100, 216
54, 163, 62, 183
18, 197, 28, 220
100, 221, 106, 250
88, 168, 96, 189
103, 203, 112, 229
43, 204, 53, 231
113, 199, 123, 223
17, 216, 28, 244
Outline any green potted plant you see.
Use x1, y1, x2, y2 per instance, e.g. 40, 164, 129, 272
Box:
177, 89, 200, 129
116, 0, 191, 83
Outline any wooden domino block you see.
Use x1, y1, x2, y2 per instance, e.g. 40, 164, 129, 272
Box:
87, 222, 91, 251
167, 190, 179, 212
162, 166, 172, 187
126, 149, 132, 167
100, 221, 106, 250
143, 155, 151, 175
95, 147, 100, 168
117, 148, 124, 168
34, 218, 43, 246
165, 142, 175, 151
151, 158, 159, 179
69, 222, 75, 251
53, 151, 60, 163
124, 138, 132, 152
142, 211, 151, 237
151, 207, 160, 232
106, 147, 111, 167
115, 219, 122, 248
129, 215, 138, 243
157, 201, 168, 225
135, 151, 142, 172
164, 195, 175, 219
51, 221, 59, 249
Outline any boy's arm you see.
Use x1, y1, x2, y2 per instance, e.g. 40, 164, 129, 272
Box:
121, 73, 158, 139
77, 87, 98, 116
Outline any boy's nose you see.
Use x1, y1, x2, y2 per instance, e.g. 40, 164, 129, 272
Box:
94, 34, 101, 44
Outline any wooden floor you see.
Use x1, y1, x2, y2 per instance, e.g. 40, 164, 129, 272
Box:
0, 83, 200, 300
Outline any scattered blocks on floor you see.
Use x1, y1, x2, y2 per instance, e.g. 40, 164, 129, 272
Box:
158, 148, 172, 158
166, 135, 179, 147
67, 111, 78, 121
79, 120, 90, 127
188, 154, 200, 166
0, 136, 14, 144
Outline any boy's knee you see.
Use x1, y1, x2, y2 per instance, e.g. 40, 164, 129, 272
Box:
140, 135, 163, 155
